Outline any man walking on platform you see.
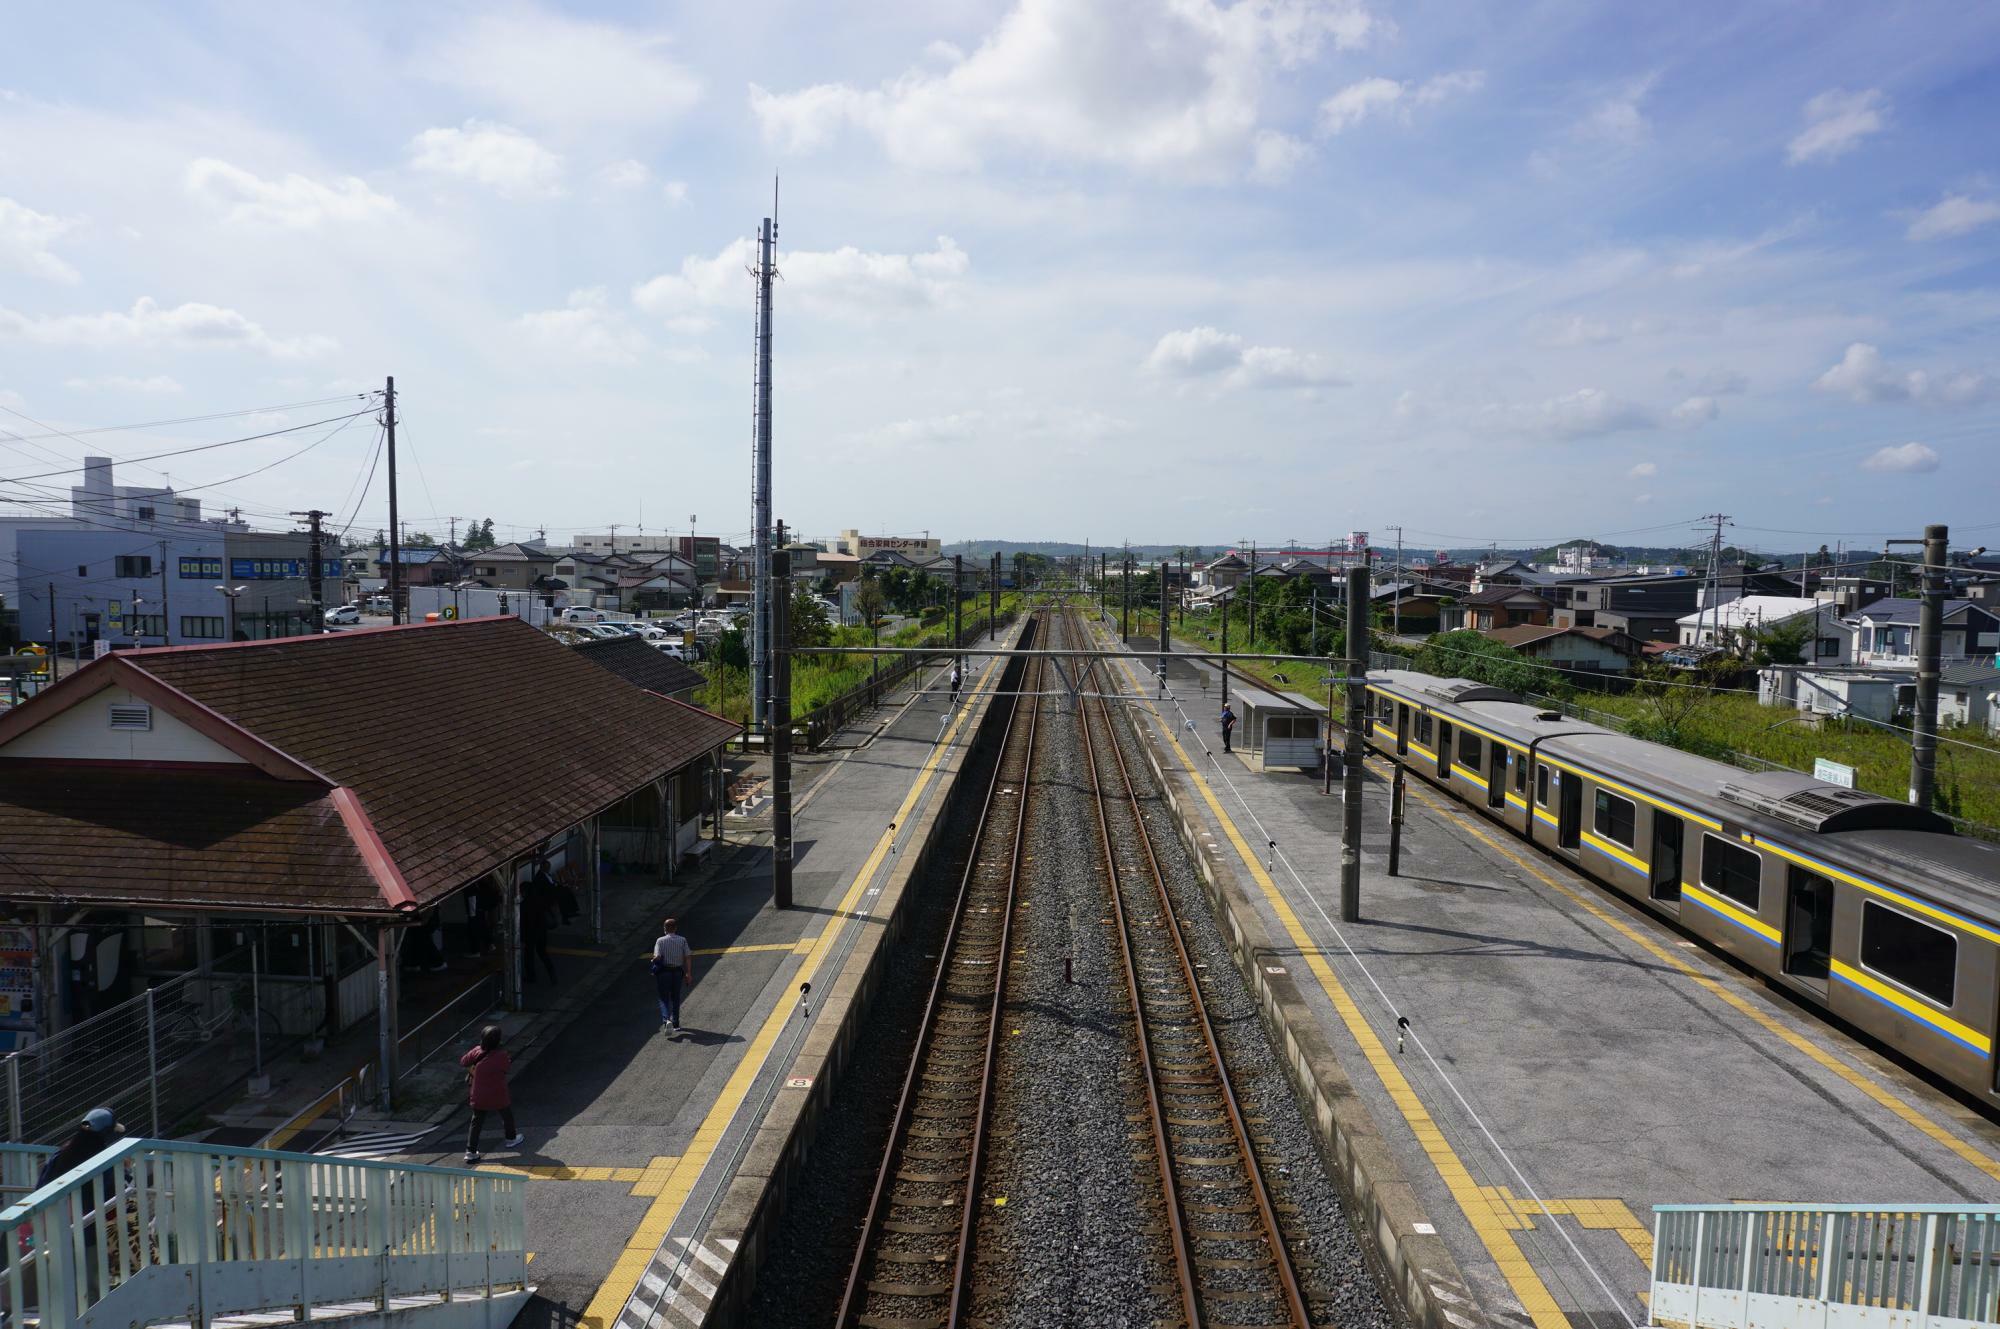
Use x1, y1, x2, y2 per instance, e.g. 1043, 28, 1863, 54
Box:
648, 917, 694, 1034
1220, 703, 1237, 753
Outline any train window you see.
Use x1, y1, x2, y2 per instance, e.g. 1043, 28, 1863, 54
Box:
1859, 901, 1956, 1008
1593, 791, 1637, 848
1416, 713, 1433, 744
1458, 732, 1482, 773
1536, 764, 1549, 806
1379, 694, 1395, 721
1514, 750, 1528, 792
1699, 835, 1761, 910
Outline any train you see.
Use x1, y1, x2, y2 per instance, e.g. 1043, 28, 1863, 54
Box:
1360, 669, 2000, 1105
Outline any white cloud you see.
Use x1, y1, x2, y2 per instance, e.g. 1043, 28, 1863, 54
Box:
63, 374, 183, 394
1862, 442, 1940, 474
427, 11, 702, 133
1318, 77, 1403, 134
0, 196, 80, 283
1579, 75, 1655, 147
749, 0, 1381, 178
1531, 388, 1655, 439
513, 287, 649, 366
1628, 461, 1657, 478
184, 158, 396, 228
597, 160, 650, 189
1143, 326, 1343, 390
1813, 342, 1998, 406
1250, 130, 1309, 183
409, 121, 563, 198
1907, 193, 2000, 242
0, 297, 335, 358
634, 235, 970, 323
661, 180, 689, 206
1670, 395, 1719, 426
1787, 88, 1886, 164
1316, 69, 1481, 136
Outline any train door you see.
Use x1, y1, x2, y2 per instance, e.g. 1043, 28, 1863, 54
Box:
1487, 744, 1507, 809
1437, 723, 1453, 781
1557, 771, 1582, 850
1650, 813, 1684, 902
1396, 704, 1410, 756
1782, 868, 1835, 985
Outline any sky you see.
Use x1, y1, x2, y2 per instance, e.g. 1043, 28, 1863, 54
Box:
2, 1, 1998, 556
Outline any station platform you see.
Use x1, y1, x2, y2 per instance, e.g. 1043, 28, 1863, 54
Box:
381, 632, 1019, 1329
1110, 627, 2000, 1329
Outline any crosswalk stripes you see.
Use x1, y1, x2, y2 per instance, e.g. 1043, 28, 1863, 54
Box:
619, 1235, 739, 1329
311, 1126, 438, 1160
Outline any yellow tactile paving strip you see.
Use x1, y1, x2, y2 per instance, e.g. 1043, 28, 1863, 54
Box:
576, 650, 1008, 1329
1102, 649, 1574, 1329
1394, 775, 2000, 1188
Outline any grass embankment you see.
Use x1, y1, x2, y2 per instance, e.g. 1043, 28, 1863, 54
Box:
695, 593, 1025, 726
1167, 607, 2000, 829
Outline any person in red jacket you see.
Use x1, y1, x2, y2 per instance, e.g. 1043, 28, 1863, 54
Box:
460, 1024, 524, 1164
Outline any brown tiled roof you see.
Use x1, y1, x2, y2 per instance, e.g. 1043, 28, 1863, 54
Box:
572, 637, 705, 695
1465, 584, 1547, 605
0, 617, 738, 916
1485, 624, 1639, 653
0, 769, 380, 914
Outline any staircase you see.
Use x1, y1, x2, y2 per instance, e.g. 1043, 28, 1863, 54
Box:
0, 1138, 529, 1329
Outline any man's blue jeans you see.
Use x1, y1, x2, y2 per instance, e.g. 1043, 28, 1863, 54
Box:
656, 970, 685, 1026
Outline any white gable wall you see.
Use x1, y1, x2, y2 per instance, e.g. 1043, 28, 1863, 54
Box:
0, 684, 247, 764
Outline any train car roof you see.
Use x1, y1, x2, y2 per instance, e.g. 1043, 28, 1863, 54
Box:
1368, 670, 1521, 707
1821, 828, 2000, 923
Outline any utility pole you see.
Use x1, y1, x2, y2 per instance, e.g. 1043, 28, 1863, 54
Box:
1246, 540, 1257, 646
989, 551, 998, 640
1388, 525, 1404, 638
158, 541, 170, 646
384, 377, 402, 625
1099, 552, 1107, 620
953, 554, 964, 655
1698, 513, 1731, 649
1121, 556, 1131, 641
47, 583, 56, 664
293, 510, 331, 632
751, 212, 777, 732
1178, 549, 1187, 625
1892, 523, 1950, 809
1340, 556, 1371, 922
771, 530, 793, 909
447, 516, 459, 547
1219, 591, 1230, 708
1158, 560, 1170, 696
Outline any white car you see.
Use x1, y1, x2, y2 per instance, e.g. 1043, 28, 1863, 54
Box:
650, 641, 687, 660
577, 624, 626, 640
559, 606, 605, 624
325, 605, 361, 626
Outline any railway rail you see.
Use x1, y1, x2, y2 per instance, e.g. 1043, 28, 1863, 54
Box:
1070, 609, 1313, 1329
835, 620, 1047, 1329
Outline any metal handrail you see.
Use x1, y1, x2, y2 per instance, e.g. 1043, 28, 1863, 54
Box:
2, 1136, 526, 1329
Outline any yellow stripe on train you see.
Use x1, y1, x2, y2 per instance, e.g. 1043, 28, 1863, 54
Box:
1830, 959, 1991, 1055
1583, 831, 1649, 875
1682, 881, 1782, 945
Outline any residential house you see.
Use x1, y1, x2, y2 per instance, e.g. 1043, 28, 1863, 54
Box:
1848, 598, 2000, 669
461, 541, 559, 592
375, 545, 453, 587
1550, 573, 1700, 642
617, 553, 698, 612
1759, 666, 1912, 724
1442, 585, 1552, 632
1484, 624, 1643, 675
1677, 596, 1850, 662
1940, 661, 2000, 733
1195, 553, 1248, 590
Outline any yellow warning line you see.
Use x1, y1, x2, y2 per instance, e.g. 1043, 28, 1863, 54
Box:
475, 1163, 650, 1182
578, 649, 1007, 1329
691, 942, 799, 957
1395, 775, 2000, 1187
1100, 643, 1572, 1329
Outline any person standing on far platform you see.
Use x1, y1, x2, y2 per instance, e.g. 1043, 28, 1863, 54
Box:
648, 917, 694, 1034
1221, 703, 1237, 753
949, 662, 962, 704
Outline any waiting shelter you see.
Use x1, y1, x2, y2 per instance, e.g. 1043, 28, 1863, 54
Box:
1228, 683, 1330, 771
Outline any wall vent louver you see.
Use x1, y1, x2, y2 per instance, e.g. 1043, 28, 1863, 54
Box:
108, 702, 152, 732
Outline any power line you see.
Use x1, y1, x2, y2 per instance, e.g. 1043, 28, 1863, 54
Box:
0, 409, 374, 487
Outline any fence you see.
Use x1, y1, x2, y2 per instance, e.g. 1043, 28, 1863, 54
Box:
0, 948, 304, 1145
1651, 1203, 2000, 1329
0, 1137, 527, 1329
0, 1141, 53, 1204
396, 972, 503, 1081
796, 611, 1019, 750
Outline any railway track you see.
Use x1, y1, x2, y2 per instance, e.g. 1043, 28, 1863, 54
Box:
835, 620, 1046, 1329
1069, 609, 1314, 1329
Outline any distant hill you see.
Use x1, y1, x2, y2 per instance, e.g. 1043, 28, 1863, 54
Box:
943, 540, 1216, 562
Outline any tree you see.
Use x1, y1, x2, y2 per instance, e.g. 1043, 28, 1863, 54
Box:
463, 518, 497, 552
1629, 662, 1715, 746
789, 585, 831, 649
404, 531, 438, 549
1750, 617, 1813, 666
1412, 630, 1562, 696
714, 627, 748, 670
854, 576, 887, 627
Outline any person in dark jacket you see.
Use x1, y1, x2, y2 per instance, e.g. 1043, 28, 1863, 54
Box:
460, 1025, 524, 1164
1220, 704, 1237, 753
521, 862, 558, 985
37, 1106, 125, 1201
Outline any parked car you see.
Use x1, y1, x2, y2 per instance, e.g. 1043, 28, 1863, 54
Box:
650, 641, 687, 660
364, 595, 391, 613
559, 606, 605, 624
577, 624, 625, 640
325, 605, 361, 626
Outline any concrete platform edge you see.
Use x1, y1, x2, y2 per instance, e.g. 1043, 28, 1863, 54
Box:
1126, 695, 1485, 1329
696, 624, 1023, 1327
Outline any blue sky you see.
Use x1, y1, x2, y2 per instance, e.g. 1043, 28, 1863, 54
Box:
1, 1, 1996, 555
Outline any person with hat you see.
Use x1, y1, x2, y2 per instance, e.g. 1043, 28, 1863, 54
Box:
37, 1106, 126, 1206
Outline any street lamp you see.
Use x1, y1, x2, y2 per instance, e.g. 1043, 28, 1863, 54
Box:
216, 585, 247, 641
